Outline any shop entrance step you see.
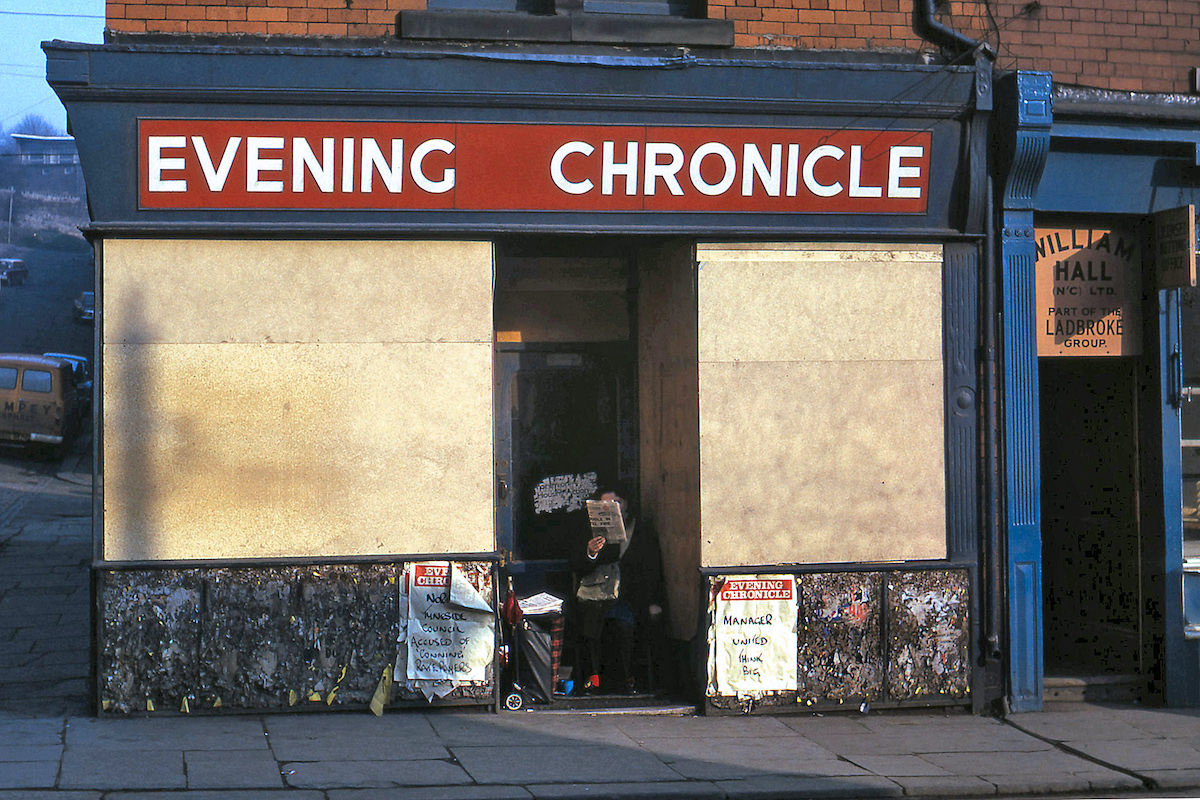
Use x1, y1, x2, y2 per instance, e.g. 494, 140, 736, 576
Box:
1043, 674, 1141, 703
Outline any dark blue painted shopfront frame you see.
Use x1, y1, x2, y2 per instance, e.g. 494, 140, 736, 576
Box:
48, 40, 998, 707
1000, 71, 1200, 710
46, 41, 986, 238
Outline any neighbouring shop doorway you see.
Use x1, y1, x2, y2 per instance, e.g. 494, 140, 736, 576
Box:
1039, 357, 1144, 681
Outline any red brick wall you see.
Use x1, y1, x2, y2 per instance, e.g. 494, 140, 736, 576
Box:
706, 0, 926, 52
107, 0, 1200, 94
105, 0, 419, 37
945, 0, 1200, 93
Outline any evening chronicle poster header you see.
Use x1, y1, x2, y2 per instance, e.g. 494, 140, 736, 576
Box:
138, 120, 932, 214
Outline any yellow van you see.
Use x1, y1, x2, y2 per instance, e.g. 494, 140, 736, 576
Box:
0, 354, 83, 455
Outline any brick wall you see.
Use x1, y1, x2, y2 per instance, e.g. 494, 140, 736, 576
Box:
107, 0, 1200, 94
104, 0, 418, 38
947, 0, 1200, 93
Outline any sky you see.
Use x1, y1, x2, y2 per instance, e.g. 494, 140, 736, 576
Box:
0, 0, 104, 134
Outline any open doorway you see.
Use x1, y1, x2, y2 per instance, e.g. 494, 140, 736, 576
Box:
1039, 357, 1144, 685
493, 240, 688, 706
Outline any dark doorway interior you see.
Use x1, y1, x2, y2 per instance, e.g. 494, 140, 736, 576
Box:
1039, 357, 1142, 677
499, 348, 632, 568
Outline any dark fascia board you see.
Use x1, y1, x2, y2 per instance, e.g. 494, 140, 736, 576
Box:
45, 39, 975, 114
50, 37, 948, 70
398, 9, 734, 47
1052, 84, 1200, 126
43, 40, 980, 234
1048, 85, 1200, 167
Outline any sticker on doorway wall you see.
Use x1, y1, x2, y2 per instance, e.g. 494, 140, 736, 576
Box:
532, 471, 598, 514
1035, 226, 1142, 357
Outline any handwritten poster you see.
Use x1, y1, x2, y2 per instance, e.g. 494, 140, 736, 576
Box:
399, 562, 495, 700
710, 575, 798, 697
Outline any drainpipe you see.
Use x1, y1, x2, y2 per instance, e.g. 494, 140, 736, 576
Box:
913, 0, 991, 57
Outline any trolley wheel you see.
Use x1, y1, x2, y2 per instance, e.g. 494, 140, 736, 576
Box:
504, 692, 524, 711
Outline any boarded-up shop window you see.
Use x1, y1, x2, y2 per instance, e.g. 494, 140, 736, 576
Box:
101, 239, 495, 561
696, 243, 946, 566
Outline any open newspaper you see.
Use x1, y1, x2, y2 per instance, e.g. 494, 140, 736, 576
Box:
585, 499, 627, 545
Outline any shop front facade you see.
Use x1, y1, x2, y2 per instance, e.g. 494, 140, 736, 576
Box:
998, 71, 1200, 711
49, 39, 996, 714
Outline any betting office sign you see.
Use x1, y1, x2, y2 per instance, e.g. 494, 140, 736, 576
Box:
138, 120, 930, 213
1034, 226, 1142, 357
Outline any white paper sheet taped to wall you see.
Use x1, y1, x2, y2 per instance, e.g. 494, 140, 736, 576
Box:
709, 574, 799, 698
397, 561, 495, 701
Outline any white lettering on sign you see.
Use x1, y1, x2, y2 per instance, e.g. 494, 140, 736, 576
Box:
146, 134, 457, 196
193, 135, 240, 191
246, 137, 285, 192
140, 121, 931, 212
550, 141, 594, 195
147, 135, 187, 192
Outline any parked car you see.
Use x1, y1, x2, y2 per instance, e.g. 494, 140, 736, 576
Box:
0, 353, 85, 457
73, 291, 95, 322
0, 258, 28, 287
42, 353, 92, 414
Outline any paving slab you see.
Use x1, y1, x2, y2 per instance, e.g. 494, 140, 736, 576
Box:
268, 734, 449, 762
926, 744, 1110, 776
66, 716, 268, 752
1110, 707, 1200, 738
0, 792, 99, 800
59, 748, 186, 790
982, 769, 1137, 795
0, 717, 62, 745
527, 782, 722, 799
888, 775, 996, 796
631, 737, 860, 781
110, 793, 324, 800
842, 754, 950, 777
1141, 768, 1200, 789
778, 716, 873, 736
1063, 737, 1200, 770
1007, 710, 1154, 741
1079, 769, 1148, 791
265, 712, 437, 741
667, 757, 872, 782
0, 759, 59, 789
612, 714, 795, 741
799, 727, 1049, 756
282, 758, 473, 789
330, 788, 532, 800
0, 744, 62, 762
634, 734, 834, 763
715, 773, 903, 798
185, 749, 284, 789
451, 744, 682, 785
428, 712, 631, 747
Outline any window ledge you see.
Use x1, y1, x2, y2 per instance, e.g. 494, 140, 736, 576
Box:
397, 10, 734, 47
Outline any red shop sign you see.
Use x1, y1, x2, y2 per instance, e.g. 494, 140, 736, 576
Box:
138, 119, 931, 214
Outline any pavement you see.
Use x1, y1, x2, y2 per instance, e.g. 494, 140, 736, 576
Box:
3, 443, 1200, 799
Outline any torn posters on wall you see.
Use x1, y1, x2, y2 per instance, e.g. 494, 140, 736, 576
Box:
532, 471, 598, 514
708, 575, 798, 699
396, 562, 495, 701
